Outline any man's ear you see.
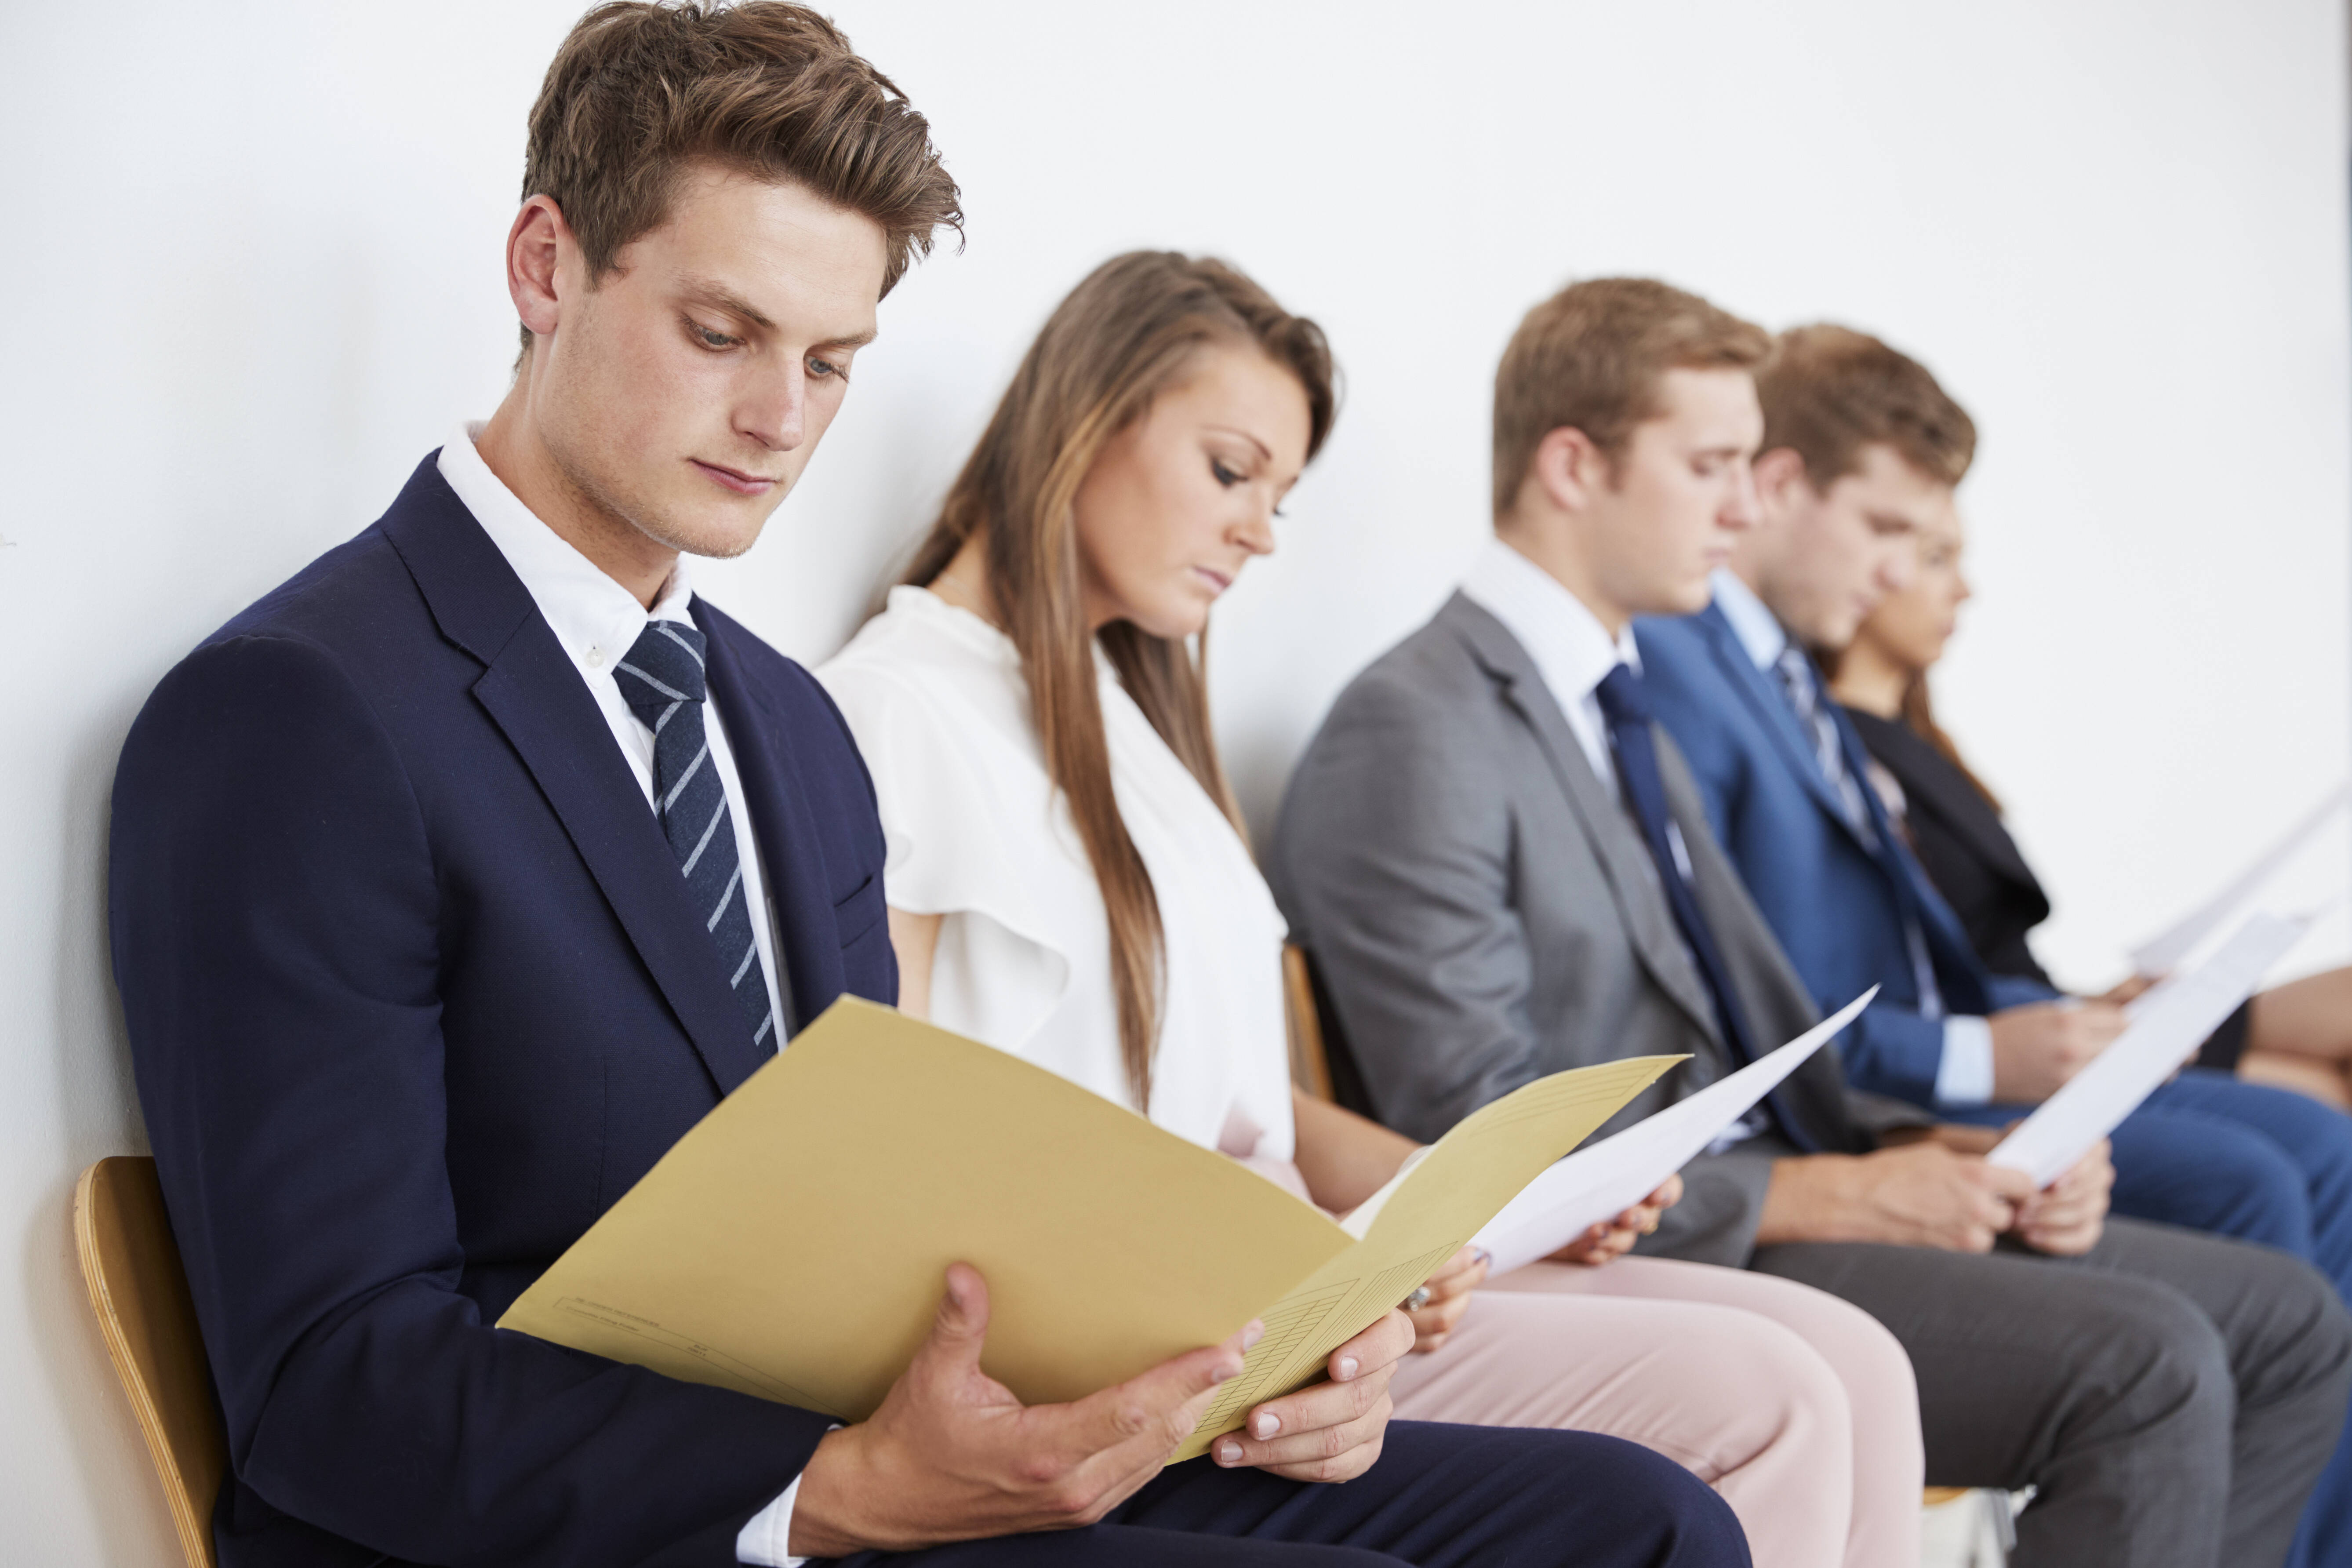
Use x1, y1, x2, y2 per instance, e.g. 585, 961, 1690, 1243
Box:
507, 195, 573, 344
1527, 425, 1610, 516
1751, 447, 1816, 518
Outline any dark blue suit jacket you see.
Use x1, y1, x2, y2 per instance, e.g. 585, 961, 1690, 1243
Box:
1633, 602, 2052, 1106
108, 455, 898, 1566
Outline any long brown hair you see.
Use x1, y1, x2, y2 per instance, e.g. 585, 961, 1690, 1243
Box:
1822, 641, 2004, 814
902, 252, 1335, 1110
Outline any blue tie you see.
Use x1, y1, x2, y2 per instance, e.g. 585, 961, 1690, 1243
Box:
615, 619, 777, 1058
1595, 663, 1817, 1151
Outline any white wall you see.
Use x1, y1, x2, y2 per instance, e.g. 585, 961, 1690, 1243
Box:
4, 1, 2345, 1557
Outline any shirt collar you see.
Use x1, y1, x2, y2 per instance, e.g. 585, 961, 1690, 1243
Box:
1460, 537, 1639, 706
437, 421, 695, 676
1709, 567, 1788, 671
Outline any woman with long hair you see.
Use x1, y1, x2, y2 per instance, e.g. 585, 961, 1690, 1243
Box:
819, 251, 1923, 1568
1829, 511, 2352, 1110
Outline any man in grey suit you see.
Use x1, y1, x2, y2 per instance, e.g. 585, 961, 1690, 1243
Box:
1269, 277, 2352, 1568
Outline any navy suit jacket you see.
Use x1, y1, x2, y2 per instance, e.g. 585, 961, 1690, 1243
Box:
1633, 602, 2052, 1106
108, 455, 898, 1566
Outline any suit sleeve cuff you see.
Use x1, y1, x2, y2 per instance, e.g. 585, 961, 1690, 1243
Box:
736, 1473, 812, 1567
1935, 1016, 1996, 1106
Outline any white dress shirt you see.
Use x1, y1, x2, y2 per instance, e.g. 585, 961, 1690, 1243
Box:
1709, 569, 1995, 1105
434, 425, 808, 1564
818, 587, 1297, 1166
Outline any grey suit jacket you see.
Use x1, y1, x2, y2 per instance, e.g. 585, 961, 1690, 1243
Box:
1269, 592, 1923, 1267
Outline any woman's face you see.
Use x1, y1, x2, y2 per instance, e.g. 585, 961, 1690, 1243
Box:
1072, 342, 1312, 639
1856, 512, 1972, 673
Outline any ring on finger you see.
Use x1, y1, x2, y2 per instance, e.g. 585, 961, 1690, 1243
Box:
1402, 1285, 1432, 1311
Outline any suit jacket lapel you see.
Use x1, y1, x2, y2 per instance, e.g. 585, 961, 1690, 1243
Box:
1442, 597, 1722, 1047
696, 603, 844, 1036
1694, 604, 1871, 851
380, 458, 767, 1096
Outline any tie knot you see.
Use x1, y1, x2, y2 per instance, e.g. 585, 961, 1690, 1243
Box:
615, 619, 709, 725
1593, 661, 1651, 725
1774, 645, 1818, 703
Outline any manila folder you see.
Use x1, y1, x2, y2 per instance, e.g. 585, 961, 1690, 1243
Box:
498, 997, 1679, 1460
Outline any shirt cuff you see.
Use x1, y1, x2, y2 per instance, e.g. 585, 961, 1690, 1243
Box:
1936, 1015, 1996, 1106
738, 1472, 815, 1567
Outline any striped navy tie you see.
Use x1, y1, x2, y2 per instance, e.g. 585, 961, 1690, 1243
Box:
615, 619, 776, 1057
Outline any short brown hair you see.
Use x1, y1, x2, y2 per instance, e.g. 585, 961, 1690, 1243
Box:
519, 1, 962, 349
1491, 277, 1770, 516
1758, 324, 1976, 489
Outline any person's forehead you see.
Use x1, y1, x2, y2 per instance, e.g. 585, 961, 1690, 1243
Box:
1650, 366, 1761, 429
1164, 346, 1310, 444
636, 165, 886, 335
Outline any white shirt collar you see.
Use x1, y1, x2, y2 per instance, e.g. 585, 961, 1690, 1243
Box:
436, 421, 695, 679
1709, 566, 1788, 671
1460, 537, 1639, 709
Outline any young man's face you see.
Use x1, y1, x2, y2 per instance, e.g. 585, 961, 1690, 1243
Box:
533, 164, 887, 563
1745, 443, 1952, 649
1584, 367, 1764, 620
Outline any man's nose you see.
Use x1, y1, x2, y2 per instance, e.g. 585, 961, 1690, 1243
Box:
1722, 464, 1761, 530
739, 363, 807, 452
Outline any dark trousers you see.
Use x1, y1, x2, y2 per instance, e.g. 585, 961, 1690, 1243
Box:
833, 1421, 1751, 1567
1946, 1066, 2352, 1566
1757, 1216, 2352, 1568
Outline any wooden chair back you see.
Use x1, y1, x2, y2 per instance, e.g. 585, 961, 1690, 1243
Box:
74, 1156, 223, 1568
1282, 944, 1338, 1101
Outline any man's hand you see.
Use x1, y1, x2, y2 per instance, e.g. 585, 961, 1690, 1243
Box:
788, 1264, 1257, 1557
1757, 1145, 2037, 1252
1989, 1000, 2127, 1102
1545, 1175, 1686, 1267
1209, 1309, 1413, 1482
1400, 1245, 1491, 1352
2015, 1139, 2114, 1256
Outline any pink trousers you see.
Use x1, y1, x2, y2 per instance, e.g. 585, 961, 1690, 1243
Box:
1385, 1255, 1923, 1568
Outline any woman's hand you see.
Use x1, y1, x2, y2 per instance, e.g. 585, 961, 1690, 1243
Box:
1400, 1244, 1490, 1353
1213, 1310, 1414, 1481
1544, 1174, 1684, 1266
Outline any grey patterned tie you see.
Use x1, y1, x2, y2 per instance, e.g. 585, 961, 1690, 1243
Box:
615, 619, 777, 1056
1771, 644, 1944, 1018
1774, 646, 1874, 840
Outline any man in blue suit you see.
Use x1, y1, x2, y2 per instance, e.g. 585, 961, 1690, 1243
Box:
102, 7, 1753, 1568
1635, 321, 2352, 1566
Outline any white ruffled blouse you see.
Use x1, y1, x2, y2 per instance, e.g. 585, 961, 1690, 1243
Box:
818, 586, 1297, 1164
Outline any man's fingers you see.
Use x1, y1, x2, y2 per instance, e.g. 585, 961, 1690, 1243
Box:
1067, 1321, 1257, 1453
917, 1262, 992, 1372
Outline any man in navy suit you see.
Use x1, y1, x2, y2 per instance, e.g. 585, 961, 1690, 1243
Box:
105, 5, 1747, 1566
1634, 321, 2352, 1567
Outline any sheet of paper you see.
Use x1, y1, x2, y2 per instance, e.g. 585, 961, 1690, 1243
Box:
1469, 989, 1876, 1278
497, 997, 1678, 1461
2128, 780, 2348, 977
1992, 913, 2310, 1186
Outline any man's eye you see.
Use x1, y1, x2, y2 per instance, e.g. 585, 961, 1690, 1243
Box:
1211, 458, 1243, 487
692, 323, 738, 350
809, 355, 843, 380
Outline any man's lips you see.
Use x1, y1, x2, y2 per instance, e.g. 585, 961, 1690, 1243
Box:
690, 458, 781, 496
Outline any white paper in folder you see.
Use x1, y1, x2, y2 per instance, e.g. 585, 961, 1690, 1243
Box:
1991, 913, 2310, 1187
1472, 990, 1876, 1278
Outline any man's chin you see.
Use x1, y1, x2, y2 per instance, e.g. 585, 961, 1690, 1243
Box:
639, 499, 780, 563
